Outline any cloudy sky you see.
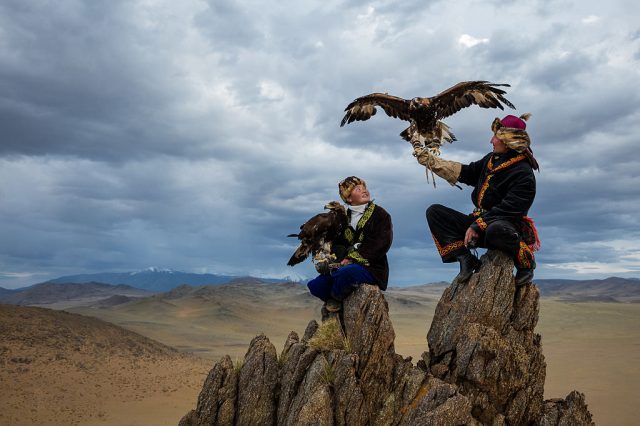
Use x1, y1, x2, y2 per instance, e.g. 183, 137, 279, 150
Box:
1, 0, 639, 288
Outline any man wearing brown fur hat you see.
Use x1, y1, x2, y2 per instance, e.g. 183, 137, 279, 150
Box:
415, 114, 540, 286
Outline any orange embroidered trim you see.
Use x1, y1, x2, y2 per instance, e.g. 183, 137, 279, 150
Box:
517, 241, 533, 269
487, 153, 526, 173
477, 154, 526, 208
476, 218, 488, 231
522, 216, 541, 252
433, 235, 465, 258
477, 175, 493, 208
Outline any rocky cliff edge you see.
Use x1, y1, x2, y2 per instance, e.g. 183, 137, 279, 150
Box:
179, 251, 594, 425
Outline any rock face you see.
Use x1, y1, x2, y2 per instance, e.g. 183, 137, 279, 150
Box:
427, 250, 546, 424
180, 251, 594, 425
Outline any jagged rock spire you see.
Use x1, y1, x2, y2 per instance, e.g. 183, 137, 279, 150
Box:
427, 250, 546, 424
180, 250, 593, 425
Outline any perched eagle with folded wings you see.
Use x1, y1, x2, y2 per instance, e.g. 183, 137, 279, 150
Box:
287, 201, 348, 267
340, 80, 515, 155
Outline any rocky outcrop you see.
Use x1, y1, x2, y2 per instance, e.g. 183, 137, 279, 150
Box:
180, 250, 594, 425
539, 391, 595, 426
427, 250, 546, 424
192, 355, 237, 425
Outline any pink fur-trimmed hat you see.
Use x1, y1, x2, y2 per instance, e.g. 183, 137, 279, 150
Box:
499, 114, 527, 130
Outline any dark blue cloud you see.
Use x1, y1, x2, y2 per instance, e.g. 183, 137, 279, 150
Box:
0, 0, 639, 288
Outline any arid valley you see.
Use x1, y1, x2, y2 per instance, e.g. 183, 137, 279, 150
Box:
2, 279, 639, 425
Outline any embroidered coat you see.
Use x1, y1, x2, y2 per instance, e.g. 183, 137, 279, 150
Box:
458, 150, 536, 233
333, 202, 393, 289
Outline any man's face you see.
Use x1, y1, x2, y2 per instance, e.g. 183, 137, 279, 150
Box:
491, 135, 509, 154
347, 184, 370, 206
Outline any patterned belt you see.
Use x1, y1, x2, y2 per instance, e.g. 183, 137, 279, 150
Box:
472, 208, 486, 217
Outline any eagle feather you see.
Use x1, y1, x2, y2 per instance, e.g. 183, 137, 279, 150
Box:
287, 201, 348, 268
340, 81, 515, 154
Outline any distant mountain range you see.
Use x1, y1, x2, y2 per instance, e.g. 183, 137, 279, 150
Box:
534, 277, 640, 302
2, 274, 639, 308
0, 282, 152, 306
0, 287, 17, 297
41, 267, 293, 292
0, 271, 293, 307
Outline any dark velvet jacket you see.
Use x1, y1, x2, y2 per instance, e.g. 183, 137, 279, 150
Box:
458, 150, 536, 234
333, 202, 393, 290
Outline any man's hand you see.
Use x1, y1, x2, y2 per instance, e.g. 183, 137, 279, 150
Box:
464, 227, 479, 247
340, 258, 352, 266
315, 261, 330, 275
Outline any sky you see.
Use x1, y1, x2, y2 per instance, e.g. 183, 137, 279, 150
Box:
1, 0, 639, 288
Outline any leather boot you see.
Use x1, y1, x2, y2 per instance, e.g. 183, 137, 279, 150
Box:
515, 268, 534, 286
455, 252, 480, 283
515, 259, 536, 286
324, 298, 342, 313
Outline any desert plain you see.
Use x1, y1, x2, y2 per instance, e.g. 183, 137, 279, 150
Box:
1, 281, 639, 426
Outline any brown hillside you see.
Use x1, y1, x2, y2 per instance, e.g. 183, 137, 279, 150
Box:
0, 304, 210, 426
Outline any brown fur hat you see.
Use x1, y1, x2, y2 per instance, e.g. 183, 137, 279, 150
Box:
338, 176, 367, 203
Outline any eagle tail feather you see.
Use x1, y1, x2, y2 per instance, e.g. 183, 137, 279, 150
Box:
287, 245, 309, 266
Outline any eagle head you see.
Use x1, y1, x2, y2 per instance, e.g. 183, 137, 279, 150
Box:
324, 201, 346, 216
409, 97, 429, 111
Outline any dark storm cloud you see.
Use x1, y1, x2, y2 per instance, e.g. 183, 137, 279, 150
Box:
1, 0, 639, 288
195, 0, 263, 51
527, 52, 594, 91
0, 1, 238, 162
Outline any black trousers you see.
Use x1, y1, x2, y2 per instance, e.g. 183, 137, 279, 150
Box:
426, 204, 534, 269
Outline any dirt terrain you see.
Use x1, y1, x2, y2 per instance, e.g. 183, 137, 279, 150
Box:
0, 304, 210, 426
2, 281, 639, 425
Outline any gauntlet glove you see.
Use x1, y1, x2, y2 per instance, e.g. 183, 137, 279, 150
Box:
414, 147, 462, 186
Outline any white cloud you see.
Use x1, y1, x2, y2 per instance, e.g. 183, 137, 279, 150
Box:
259, 80, 287, 101
458, 34, 489, 48
581, 15, 600, 24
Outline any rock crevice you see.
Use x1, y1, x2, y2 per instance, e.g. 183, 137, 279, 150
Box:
180, 250, 594, 425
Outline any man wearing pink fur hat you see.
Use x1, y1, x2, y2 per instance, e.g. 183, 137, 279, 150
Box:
415, 114, 540, 286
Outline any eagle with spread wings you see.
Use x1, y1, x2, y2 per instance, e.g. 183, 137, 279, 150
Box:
340, 81, 515, 155
287, 201, 348, 269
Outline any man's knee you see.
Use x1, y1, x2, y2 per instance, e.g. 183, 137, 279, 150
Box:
426, 204, 445, 222
485, 221, 520, 249
307, 276, 331, 301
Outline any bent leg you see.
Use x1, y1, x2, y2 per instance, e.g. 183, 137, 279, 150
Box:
307, 274, 333, 301
426, 204, 474, 262
330, 264, 375, 301
485, 220, 536, 269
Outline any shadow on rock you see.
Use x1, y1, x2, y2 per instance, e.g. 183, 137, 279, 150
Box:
180, 250, 594, 425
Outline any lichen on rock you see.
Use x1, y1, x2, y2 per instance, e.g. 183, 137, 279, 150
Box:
180, 250, 594, 425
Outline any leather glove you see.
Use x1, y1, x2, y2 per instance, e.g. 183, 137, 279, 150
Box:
315, 260, 330, 275
414, 147, 462, 186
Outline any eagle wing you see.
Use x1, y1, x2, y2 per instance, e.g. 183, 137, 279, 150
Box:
340, 93, 411, 127
287, 212, 336, 266
430, 81, 515, 120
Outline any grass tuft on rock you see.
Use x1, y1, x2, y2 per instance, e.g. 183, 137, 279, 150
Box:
320, 355, 335, 387
234, 357, 244, 373
308, 318, 350, 352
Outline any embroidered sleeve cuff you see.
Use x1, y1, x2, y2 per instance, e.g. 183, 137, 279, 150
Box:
347, 249, 370, 266
474, 217, 488, 231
